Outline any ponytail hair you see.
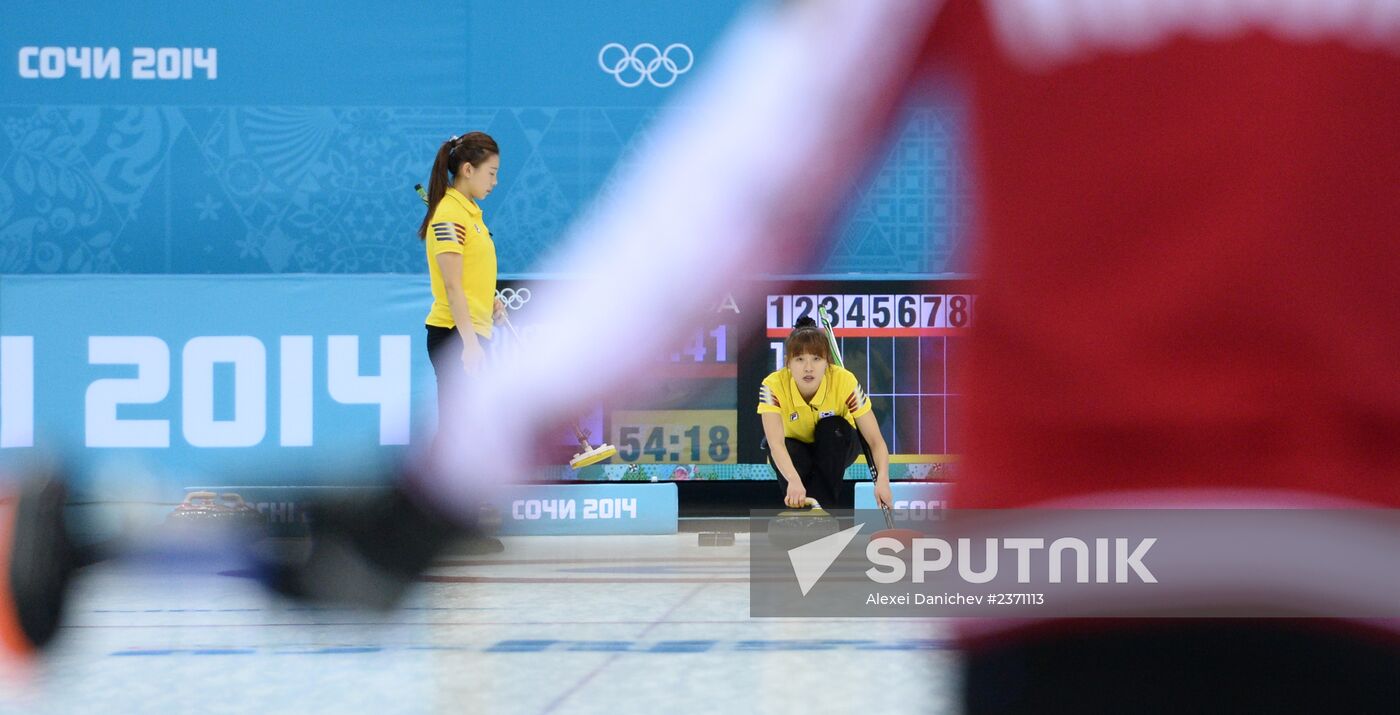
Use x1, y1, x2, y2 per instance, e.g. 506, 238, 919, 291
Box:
417, 131, 501, 240
785, 317, 832, 363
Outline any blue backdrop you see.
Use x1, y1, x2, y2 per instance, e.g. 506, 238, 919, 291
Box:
0, 0, 967, 276
0, 274, 434, 490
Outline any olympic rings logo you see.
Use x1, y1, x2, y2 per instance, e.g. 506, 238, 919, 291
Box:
496, 287, 532, 310
598, 43, 693, 88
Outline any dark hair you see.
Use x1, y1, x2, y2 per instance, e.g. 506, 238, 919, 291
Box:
417, 132, 500, 240
785, 317, 831, 363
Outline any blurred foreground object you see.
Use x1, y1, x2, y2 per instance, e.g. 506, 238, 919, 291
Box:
0, 471, 75, 657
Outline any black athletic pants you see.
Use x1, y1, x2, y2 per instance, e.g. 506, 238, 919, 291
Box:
423, 324, 497, 543
425, 325, 489, 430
765, 415, 860, 509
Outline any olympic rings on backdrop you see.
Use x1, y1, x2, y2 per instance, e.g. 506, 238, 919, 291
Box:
597, 43, 693, 88
496, 287, 532, 310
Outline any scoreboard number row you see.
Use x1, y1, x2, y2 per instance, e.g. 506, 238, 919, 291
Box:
766, 294, 974, 330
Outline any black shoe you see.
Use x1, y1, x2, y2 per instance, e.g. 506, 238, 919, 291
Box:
0, 472, 75, 656
265, 480, 472, 609
457, 534, 505, 556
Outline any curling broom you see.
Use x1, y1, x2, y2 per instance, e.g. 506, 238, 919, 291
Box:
817, 308, 920, 545
817, 304, 879, 482
496, 313, 618, 470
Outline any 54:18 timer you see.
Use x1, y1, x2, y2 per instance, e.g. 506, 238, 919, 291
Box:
615, 424, 732, 463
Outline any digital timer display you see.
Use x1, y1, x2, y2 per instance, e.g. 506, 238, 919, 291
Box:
610, 410, 735, 464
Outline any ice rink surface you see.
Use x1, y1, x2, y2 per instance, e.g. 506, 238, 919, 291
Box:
1, 532, 959, 714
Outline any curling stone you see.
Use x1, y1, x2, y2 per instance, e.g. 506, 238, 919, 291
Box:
766, 498, 840, 550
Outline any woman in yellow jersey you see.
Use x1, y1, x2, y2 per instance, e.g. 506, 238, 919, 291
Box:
417, 132, 507, 422
758, 318, 893, 510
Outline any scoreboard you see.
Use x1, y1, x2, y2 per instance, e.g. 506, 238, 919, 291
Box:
497, 277, 974, 480
737, 279, 975, 466
765, 292, 974, 337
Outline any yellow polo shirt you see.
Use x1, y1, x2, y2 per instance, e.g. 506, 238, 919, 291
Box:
756, 365, 872, 443
424, 187, 496, 338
